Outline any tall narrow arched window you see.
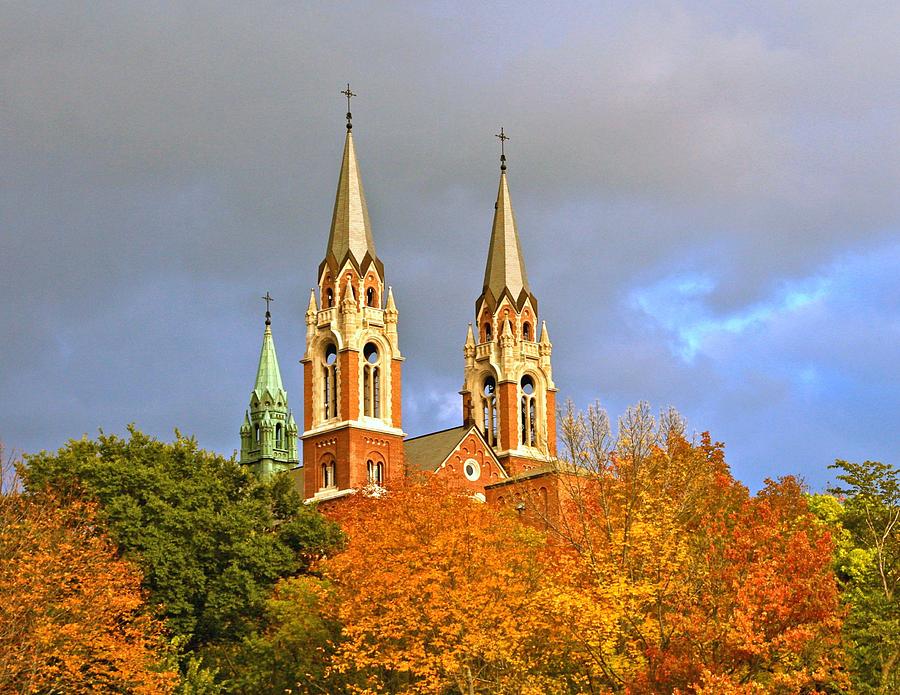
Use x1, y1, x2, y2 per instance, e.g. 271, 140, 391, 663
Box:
321, 459, 336, 489
254, 424, 260, 444
363, 342, 381, 418
366, 287, 376, 307
366, 459, 384, 485
275, 423, 283, 448
483, 322, 492, 342
520, 374, 537, 447
326, 287, 334, 307
322, 343, 338, 420
522, 322, 532, 341
482, 375, 498, 446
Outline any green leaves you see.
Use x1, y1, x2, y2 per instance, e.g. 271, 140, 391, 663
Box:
20, 427, 343, 687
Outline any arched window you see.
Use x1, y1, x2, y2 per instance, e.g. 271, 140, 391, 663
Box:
366, 459, 384, 485
522, 322, 532, 341
482, 375, 498, 446
275, 423, 283, 448
483, 322, 492, 342
366, 287, 376, 307
325, 287, 334, 307
322, 343, 338, 420
363, 342, 381, 418
254, 424, 260, 444
520, 374, 538, 447
321, 459, 336, 489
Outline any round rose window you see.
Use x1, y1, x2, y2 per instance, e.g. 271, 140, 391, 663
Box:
463, 458, 481, 481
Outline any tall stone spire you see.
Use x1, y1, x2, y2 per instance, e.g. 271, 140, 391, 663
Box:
321, 129, 381, 277
481, 170, 532, 310
240, 302, 298, 479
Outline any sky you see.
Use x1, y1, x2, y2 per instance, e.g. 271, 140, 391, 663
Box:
2, 1, 898, 491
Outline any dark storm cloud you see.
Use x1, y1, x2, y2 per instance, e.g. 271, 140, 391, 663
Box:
2, 1, 898, 489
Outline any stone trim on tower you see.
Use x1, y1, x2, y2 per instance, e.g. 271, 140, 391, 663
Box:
462, 156, 557, 476
302, 120, 405, 501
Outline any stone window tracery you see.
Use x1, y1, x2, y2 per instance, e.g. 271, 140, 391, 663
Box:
520, 374, 538, 447
366, 459, 384, 485
323, 343, 338, 420
321, 459, 335, 489
482, 375, 498, 446
363, 342, 381, 418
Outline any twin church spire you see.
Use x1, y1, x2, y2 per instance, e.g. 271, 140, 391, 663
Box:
322, 128, 381, 279
240, 92, 556, 490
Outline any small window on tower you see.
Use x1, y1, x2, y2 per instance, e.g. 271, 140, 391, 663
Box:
324, 344, 337, 365
483, 376, 496, 396
483, 323, 492, 341
366, 287, 376, 307
523, 322, 532, 340
326, 288, 334, 307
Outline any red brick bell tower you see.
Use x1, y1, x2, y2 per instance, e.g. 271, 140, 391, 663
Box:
461, 131, 557, 476
301, 101, 405, 501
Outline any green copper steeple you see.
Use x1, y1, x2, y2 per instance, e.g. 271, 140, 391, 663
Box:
240, 298, 298, 479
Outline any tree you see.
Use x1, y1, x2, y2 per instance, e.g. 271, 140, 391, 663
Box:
818, 459, 900, 694
320, 479, 573, 694
20, 427, 343, 684
0, 465, 177, 692
216, 575, 342, 695
548, 401, 845, 693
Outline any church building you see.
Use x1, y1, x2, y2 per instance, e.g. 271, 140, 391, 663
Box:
239, 95, 570, 520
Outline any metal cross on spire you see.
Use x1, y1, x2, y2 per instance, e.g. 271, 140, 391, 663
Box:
495, 127, 509, 171
341, 83, 357, 130
261, 291, 274, 325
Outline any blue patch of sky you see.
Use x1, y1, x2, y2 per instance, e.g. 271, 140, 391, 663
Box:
630, 269, 832, 362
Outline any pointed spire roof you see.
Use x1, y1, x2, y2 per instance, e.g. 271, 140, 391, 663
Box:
465, 322, 475, 346
323, 130, 380, 275
385, 285, 397, 312
482, 170, 532, 309
253, 321, 286, 403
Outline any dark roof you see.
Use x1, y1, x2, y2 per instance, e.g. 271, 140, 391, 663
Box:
403, 426, 469, 472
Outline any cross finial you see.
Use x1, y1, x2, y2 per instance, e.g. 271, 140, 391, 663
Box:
341, 83, 357, 130
495, 127, 509, 171
261, 291, 274, 326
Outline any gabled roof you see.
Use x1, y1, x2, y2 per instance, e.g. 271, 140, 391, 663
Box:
404, 426, 469, 472
403, 425, 506, 477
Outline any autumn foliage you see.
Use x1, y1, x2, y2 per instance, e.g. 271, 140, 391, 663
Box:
546, 402, 846, 693
320, 479, 569, 694
295, 403, 847, 694
0, 490, 177, 693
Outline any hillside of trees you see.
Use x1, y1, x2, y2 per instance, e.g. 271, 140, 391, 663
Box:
1, 403, 897, 694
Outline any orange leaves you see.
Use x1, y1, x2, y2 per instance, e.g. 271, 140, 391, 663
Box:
0, 493, 177, 694
322, 479, 567, 694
